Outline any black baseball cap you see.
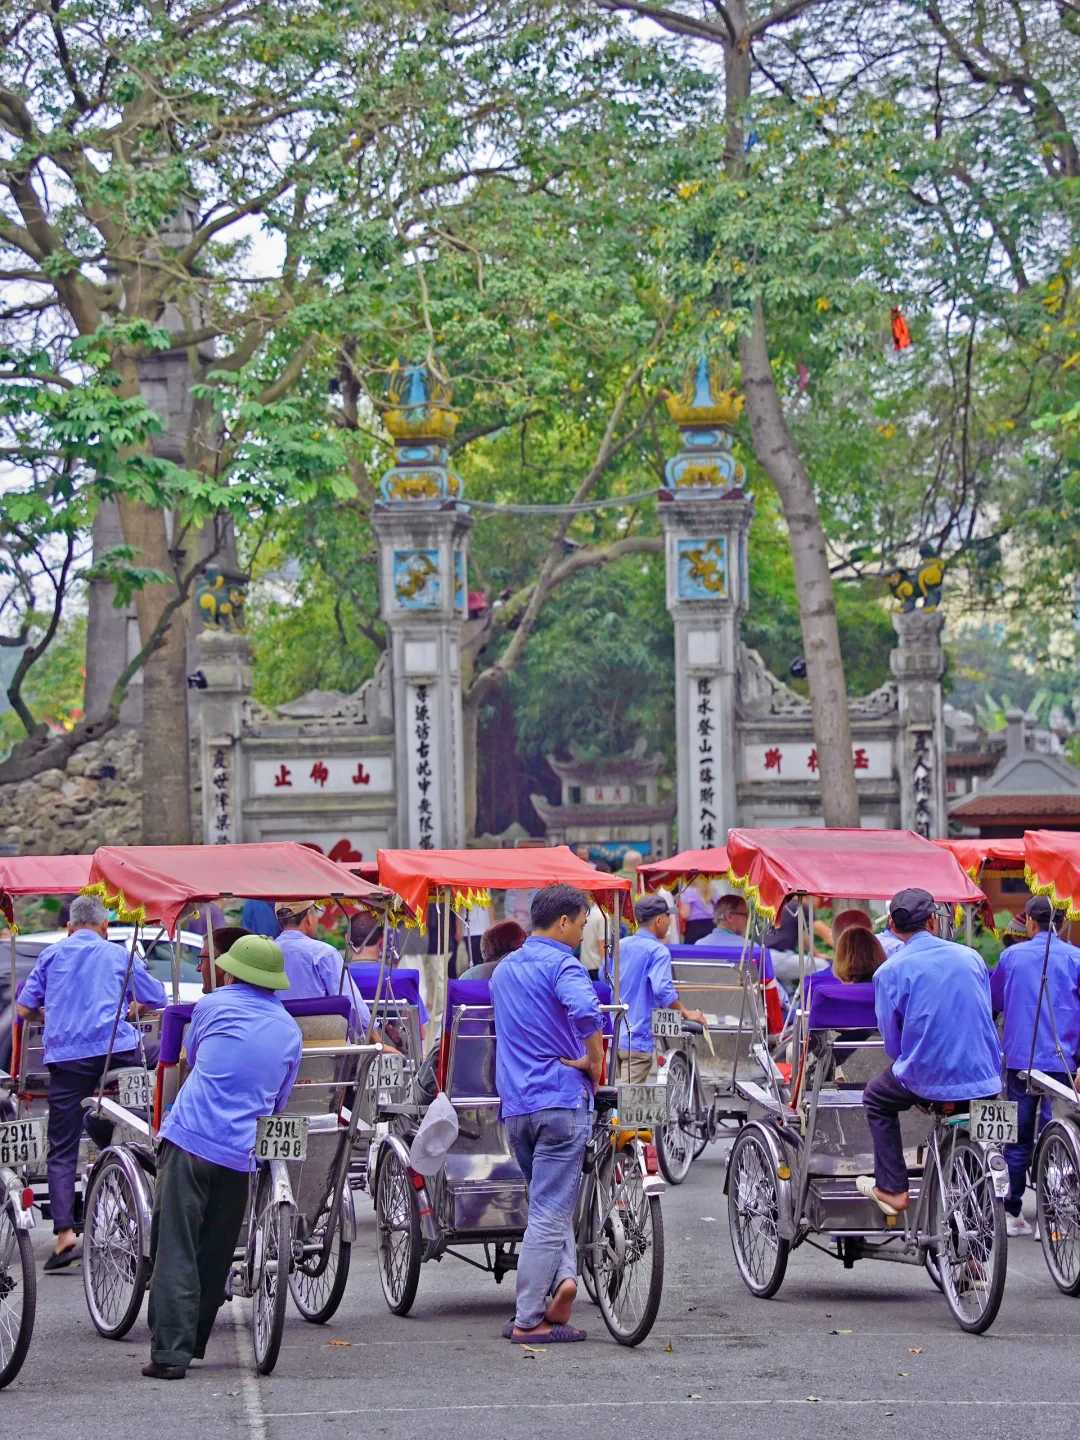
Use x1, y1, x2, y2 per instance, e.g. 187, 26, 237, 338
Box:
635, 894, 671, 923
888, 887, 936, 930
1024, 895, 1056, 926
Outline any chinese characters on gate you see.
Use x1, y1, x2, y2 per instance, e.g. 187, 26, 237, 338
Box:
760, 744, 874, 776
413, 683, 435, 849
696, 677, 717, 846
211, 746, 230, 844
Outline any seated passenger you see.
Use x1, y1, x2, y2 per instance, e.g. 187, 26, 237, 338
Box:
857, 887, 1001, 1216
618, 895, 706, 1083
833, 926, 886, 985
697, 894, 748, 946
764, 895, 833, 989
459, 920, 527, 982
199, 925, 251, 992
990, 895, 1080, 1236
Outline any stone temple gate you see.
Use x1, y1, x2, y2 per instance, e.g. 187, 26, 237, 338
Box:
193, 361, 946, 858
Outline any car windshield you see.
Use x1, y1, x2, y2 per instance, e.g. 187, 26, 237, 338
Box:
142, 937, 203, 987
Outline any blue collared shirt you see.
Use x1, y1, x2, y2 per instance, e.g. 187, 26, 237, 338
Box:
490, 935, 602, 1118
20, 929, 166, 1065
989, 933, 1080, 1071
878, 931, 905, 957
696, 925, 744, 947
276, 929, 371, 1033
160, 981, 302, 1171
619, 932, 679, 1054
873, 930, 1001, 1099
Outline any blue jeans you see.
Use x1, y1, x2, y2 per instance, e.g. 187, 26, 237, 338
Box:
1004, 1067, 1063, 1216
505, 1107, 590, 1329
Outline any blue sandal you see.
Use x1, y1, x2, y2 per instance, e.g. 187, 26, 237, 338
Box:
508, 1324, 586, 1344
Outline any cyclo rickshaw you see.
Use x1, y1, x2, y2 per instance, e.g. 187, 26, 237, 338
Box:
366, 845, 667, 1345
1010, 828, 1080, 1296
0, 853, 93, 1389
72, 841, 390, 1372
722, 826, 1013, 1334
637, 846, 784, 1185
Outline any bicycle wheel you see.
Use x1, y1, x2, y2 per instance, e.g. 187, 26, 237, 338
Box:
251, 1171, 292, 1375
1036, 1121, 1080, 1295
82, 1155, 151, 1339
655, 1052, 696, 1185
726, 1126, 789, 1299
375, 1149, 421, 1316
289, 1186, 351, 1324
0, 1204, 35, 1390
932, 1135, 1007, 1334
592, 1150, 664, 1346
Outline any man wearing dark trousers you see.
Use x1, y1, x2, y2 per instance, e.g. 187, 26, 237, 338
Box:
989, 895, 1080, 1235
17, 893, 166, 1270
143, 935, 301, 1380
857, 888, 1001, 1216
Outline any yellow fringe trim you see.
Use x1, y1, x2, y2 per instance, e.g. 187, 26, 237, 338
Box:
1025, 863, 1080, 922
724, 866, 779, 922
80, 881, 147, 927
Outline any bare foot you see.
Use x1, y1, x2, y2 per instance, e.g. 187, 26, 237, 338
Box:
545, 1278, 577, 1326
876, 1188, 909, 1212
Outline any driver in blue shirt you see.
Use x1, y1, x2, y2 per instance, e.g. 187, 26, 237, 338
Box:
491, 885, 603, 1344
989, 895, 1080, 1236
143, 935, 301, 1380
619, 895, 706, 1082
857, 887, 1001, 1216
274, 899, 371, 1035
18, 893, 166, 1271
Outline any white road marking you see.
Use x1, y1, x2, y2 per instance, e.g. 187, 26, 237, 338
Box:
263, 1398, 1080, 1419
228, 1302, 269, 1439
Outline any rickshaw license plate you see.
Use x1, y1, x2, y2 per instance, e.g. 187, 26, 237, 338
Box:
255, 1115, 308, 1161
116, 1068, 151, 1110
366, 1054, 407, 1103
651, 1008, 682, 1039
617, 1084, 669, 1128
0, 1118, 44, 1167
969, 1099, 1018, 1145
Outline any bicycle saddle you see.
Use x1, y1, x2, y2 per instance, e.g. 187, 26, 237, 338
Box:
594, 1086, 619, 1114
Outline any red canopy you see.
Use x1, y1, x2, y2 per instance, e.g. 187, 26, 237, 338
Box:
935, 837, 1025, 878
638, 847, 730, 891
1023, 830, 1080, 919
376, 846, 631, 923
86, 843, 388, 936
0, 854, 93, 896
726, 827, 989, 920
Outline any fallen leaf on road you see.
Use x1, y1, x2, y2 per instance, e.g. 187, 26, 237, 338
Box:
908, 1347, 923, 1355
689, 1394, 702, 1400
806, 1395, 821, 1403
897, 1371, 909, 1377
328, 1339, 352, 1348
519, 1345, 544, 1357
663, 1341, 673, 1353
828, 1328, 853, 1335
701, 1216, 717, 1223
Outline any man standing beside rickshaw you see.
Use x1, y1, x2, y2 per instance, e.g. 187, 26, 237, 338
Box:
989, 894, 1080, 1236
858, 888, 1002, 1216
490, 885, 603, 1344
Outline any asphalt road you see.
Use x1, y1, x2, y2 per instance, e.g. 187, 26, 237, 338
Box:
4, 1147, 1076, 1439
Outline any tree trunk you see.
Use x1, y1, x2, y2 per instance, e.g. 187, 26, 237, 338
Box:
118, 497, 193, 845
725, 7, 859, 827
462, 688, 480, 841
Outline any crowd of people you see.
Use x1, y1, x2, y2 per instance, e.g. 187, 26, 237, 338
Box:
10, 857, 1080, 1366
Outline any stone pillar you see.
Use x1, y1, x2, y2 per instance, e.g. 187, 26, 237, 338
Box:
891, 609, 947, 838
372, 363, 470, 849
192, 629, 252, 844
659, 359, 752, 850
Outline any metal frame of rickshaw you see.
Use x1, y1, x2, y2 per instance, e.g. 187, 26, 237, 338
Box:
74, 842, 390, 1372
365, 848, 669, 1345
722, 826, 1012, 1335
0, 854, 95, 1389
636, 851, 777, 1185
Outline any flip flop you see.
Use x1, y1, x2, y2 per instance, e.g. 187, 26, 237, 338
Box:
509, 1324, 586, 1344
855, 1175, 902, 1217
43, 1243, 82, 1272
